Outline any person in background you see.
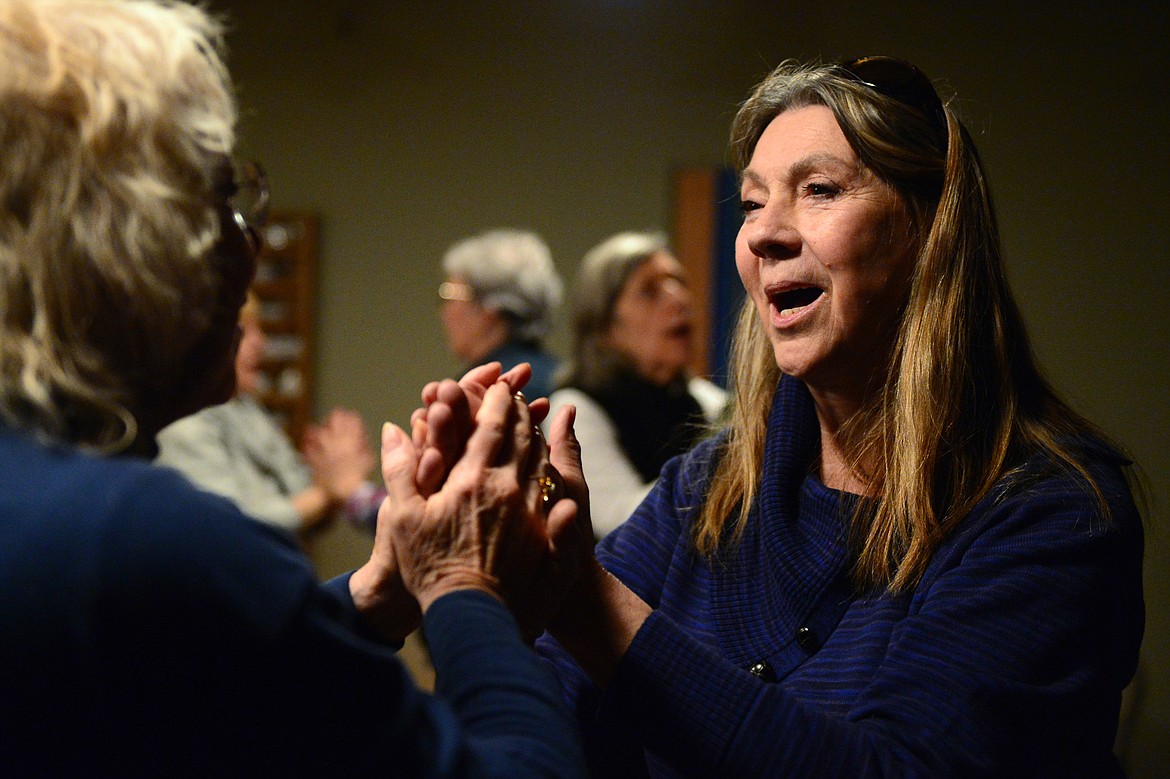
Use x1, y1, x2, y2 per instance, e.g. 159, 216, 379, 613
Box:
439, 228, 563, 399
547, 231, 726, 537
418, 57, 1145, 776
0, 2, 585, 775
156, 291, 376, 537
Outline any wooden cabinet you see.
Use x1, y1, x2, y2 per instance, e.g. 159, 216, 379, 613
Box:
250, 209, 318, 444
673, 166, 742, 385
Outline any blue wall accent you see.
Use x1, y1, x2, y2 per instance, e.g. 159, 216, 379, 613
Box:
709, 168, 744, 388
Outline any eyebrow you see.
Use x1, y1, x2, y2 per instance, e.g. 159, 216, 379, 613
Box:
741, 152, 858, 188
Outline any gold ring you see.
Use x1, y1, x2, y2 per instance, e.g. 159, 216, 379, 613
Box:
535, 474, 558, 508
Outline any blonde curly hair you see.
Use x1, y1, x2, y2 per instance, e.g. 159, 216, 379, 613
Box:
0, 0, 236, 452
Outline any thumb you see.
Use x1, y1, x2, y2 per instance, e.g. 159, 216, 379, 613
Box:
548, 404, 588, 512
548, 405, 580, 473
380, 422, 422, 504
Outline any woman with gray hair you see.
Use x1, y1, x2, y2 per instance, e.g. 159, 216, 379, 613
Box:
0, 1, 584, 775
439, 228, 563, 399
547, 231, 726, 537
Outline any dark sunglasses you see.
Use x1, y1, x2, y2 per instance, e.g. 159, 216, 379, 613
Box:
837, 56, 947, 142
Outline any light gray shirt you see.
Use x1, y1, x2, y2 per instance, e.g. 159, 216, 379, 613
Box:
155, 395, 311, 531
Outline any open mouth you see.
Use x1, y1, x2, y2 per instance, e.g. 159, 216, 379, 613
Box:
771, 286, 824, 317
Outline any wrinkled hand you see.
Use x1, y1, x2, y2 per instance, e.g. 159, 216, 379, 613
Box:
384, 382, 562, 614
349, 489, 421, 644
303, 408, 375, 503
525, 403, 596, 625
544, 404, 592, 542
501, 403, 594, 641
411, 368, 594, 639
347, 367, 552, 642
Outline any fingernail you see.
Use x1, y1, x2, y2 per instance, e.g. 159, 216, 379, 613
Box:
382, 422, 399, 450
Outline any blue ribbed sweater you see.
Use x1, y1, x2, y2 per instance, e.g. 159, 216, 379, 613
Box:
537, 375, 1144, 777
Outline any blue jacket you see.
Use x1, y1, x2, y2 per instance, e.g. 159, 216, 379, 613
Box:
537, 375, 1144, 777
483, 340, 560, 401
0, 424, 584, 778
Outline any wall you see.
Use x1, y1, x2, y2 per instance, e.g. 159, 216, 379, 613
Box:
214, 1, 1169, 773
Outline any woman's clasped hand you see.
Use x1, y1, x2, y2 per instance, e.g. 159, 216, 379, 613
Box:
382, 362, 592, 640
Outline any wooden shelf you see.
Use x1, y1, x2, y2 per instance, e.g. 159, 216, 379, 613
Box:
252, 208, 318, 443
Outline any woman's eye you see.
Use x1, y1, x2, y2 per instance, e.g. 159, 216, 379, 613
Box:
804, 181, 839, 197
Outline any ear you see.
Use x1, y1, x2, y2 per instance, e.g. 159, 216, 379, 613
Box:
478, 306, 509, 341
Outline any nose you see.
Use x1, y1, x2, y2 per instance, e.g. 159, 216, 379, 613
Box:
742, 202, 801, 262
663, 277, 691, 309
438, 299, 456, 331
664, 279, 687, 320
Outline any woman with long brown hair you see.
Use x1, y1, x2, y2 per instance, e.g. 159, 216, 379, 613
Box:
469, 56, 1143, 776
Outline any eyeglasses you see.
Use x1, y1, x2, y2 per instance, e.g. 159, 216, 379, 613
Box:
837, 56, 947, 142
437, 280, 475, 303
230, 159, 270, 256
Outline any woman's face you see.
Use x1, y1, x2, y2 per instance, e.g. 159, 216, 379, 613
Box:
439, 276, 505, 363
233, 306, 267, 397
604, 251, 694, 386
167, 159, 259, 426
736, 104, 915, 399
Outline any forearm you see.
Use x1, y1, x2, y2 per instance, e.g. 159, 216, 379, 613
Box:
292, 484, 340, 530
546, 557, 651, 689
544, 587, 866, 778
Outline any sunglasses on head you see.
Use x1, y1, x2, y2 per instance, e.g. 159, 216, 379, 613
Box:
837, 56, 947, 142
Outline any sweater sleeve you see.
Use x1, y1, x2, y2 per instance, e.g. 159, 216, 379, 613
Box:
425, 591, 587, 778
